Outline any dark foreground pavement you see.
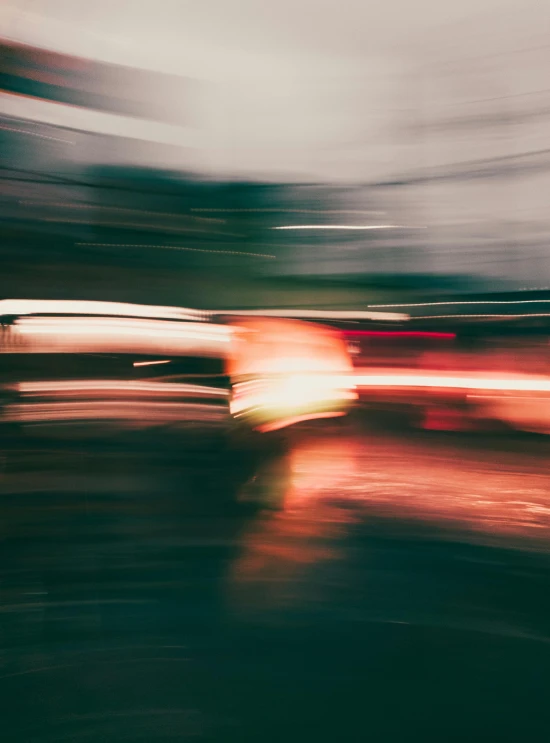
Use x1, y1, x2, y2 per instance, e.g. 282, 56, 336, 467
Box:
1, 421, 550, 741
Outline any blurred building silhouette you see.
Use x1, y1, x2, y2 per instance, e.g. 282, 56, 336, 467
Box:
0, 40, 195, 126
6, 25, 550, 298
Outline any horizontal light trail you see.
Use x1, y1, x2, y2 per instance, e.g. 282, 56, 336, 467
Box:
133, 359, 171, 367
353, 371, 550, 393
0, 299, 205, 322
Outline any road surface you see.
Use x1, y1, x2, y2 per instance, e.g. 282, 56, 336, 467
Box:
1, 420, 550, 741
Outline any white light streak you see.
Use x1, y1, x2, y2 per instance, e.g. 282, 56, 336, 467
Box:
353, 372, 550, 393
0, 123, 73, 144
272, 224, 407, 231
76, 243, 275, 259
14, 318, 230, 341
0, 299, 206, 322
218, 309, 408, 322
370, 300, 550, 309
133, 359, 172, 367
2, 402, 227, 424
191, 209, 385, 214
17, 380, 227, 397
416, 313, 550, 320
6, 317, 231, 357
258, 412, 345, 433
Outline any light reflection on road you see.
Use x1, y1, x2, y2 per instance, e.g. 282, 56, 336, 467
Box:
227, 429, 550, 620
260, 430, 550, 537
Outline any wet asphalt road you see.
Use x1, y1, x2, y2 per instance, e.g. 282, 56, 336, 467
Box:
1, 420, 550, 741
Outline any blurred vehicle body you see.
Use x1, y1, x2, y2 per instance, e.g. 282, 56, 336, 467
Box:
0, 302, 356, 507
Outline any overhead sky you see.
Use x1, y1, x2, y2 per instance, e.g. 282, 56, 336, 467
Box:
0, 0, 535, 180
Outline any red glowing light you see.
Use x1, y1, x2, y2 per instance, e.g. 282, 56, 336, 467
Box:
344, 331, 456, 339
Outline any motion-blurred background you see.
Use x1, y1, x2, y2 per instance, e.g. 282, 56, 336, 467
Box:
3, 2, 550, 742
5, 0, 550, 305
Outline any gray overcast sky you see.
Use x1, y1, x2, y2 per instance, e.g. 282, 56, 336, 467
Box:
2, 0, 519, 72
0, 0, 534, 180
